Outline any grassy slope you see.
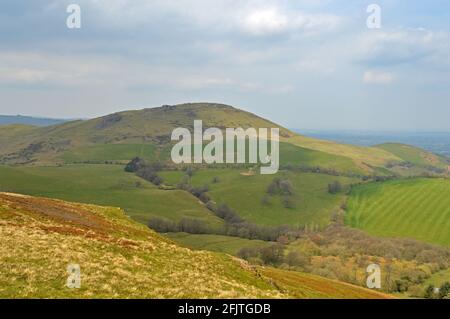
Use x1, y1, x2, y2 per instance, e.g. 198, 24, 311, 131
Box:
0, 192, 391, 299
278, 142, 363, 174
59, 144, 157, 163
165, 233, 271, 255
0, 165, 224, 229
57, 141, 363, 175
0, 192, 280, 298
376, 143, 449, 168
283, 135, 400, 170
258, 267, 392, 299
160, 168, 359, 227
346, 178, 450, 246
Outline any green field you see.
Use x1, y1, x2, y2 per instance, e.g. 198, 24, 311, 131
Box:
0, 163, 359, 230
0, 165, 224, 229
59, 144, 157, 163
278, 142, 364, 174
346, 178, 450, 246
165, 233, 271, 255
160, 168, 359, 227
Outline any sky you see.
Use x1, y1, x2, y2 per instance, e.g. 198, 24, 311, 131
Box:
0, 0, 450, 131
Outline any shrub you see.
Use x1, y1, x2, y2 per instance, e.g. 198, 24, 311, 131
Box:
267, 178, 294, 196
212, 176, 220, 183
328, 181, 342, 194
137, 167, 164, 186
237, 247, 259, 260
148, 217, 178, 233
260, 244, 285, 265
178, 218, 207, 234
124, 157, 146, 172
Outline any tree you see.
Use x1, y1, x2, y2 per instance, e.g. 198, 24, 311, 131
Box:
185, 166, 194, 178
328, 181, 342, 194
124, 157, 146, 172
439, 282, 450, 299
285, 251, 309, 268
279, 180, 294, 195
267, 178, 294, 196
267, 180, 279, 195
424, 284, 435, 299
216, 204, 244, 224
237, 247, 258, 260
178, 218, 207, 234
148, 217, 178, 233
137, 167, 164, 186
260, 244, 285, 265
212, 176, 220, 183
205, 200, 217, 212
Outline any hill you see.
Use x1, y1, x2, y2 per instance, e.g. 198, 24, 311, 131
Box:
346, 178, 450, 246
0, 103, 290, 163
0, 115, 69, 127
0, 192, 390, 298
0, 103, 390, 174
1, 103, 447, 176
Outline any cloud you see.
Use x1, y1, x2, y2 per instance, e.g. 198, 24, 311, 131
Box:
357, 28, 449, 67
363, 70, 393, 84
239, 7, 341, 36
241, 8, 289, 35
0, 51, 265, 92
70, 0, 343, 38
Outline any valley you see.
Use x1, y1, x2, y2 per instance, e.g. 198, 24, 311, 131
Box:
0, 103, 449, 299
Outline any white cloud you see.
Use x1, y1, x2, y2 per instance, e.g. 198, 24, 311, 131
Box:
242, 8, 289, 35
357, 28, 449, 66
79, 0, 342, 37
240, 7, 341, 36
363, 70, 393, 84
0, 51, 264, 92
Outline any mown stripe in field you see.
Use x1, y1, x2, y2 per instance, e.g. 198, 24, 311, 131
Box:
346, 178, 450, 246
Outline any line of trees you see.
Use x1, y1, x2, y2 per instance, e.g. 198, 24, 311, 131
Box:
148, 217, 209, 234
125, 157, 165, 186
